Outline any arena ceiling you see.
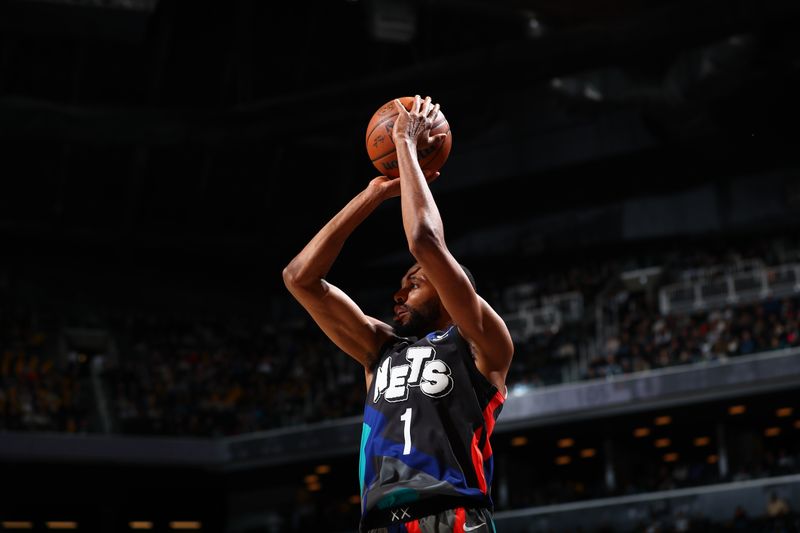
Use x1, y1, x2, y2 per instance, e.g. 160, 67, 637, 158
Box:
0, 0, 798, 284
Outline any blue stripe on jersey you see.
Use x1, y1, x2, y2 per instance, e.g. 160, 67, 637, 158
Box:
483, 455, 495, 493
361, 405, 485, 500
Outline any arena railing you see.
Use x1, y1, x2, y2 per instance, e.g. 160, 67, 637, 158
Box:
659, 262, 800, 315
503, 291, 583, 342
494, 472, 800, 533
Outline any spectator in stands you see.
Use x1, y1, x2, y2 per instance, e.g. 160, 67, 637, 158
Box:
777, 449, 797, 475
673, 511, 690, 532
731, 505, 750, 530
766, 492, 791, 518
597, 294, 800, 385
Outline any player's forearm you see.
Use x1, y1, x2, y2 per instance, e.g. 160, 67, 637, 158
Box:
396, 140, 445, 255
283, 188, 383, 288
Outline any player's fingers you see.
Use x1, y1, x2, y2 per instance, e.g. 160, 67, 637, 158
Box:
412, 95, 421, 113
421, 96, 432, 115
393, 99, 407, 115
429, 103, 440, 120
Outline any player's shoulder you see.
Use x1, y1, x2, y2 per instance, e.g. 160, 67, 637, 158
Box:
367, 332, 415, 369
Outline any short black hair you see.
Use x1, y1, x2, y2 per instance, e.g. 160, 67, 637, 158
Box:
459, 263, 476, 292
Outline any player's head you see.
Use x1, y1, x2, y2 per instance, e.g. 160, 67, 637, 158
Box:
392, 263, 476, 338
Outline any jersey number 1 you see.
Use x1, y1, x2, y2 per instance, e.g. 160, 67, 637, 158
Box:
400, 407, 412, 455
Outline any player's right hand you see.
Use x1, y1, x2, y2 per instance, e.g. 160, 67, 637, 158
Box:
392, 95, 447, 150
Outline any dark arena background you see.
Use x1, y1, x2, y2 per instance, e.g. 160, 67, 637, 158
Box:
1, 0, 800, 531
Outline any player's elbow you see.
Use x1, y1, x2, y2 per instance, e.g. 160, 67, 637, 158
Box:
282, 261, 308, 290
282, 265, 298, 289
408, 226, 445, 260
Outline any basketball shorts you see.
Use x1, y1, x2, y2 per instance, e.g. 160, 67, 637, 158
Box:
364, 507, 495, 533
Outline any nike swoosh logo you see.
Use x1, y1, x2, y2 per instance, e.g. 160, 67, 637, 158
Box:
463, 523, 485, 532
427, 326, 453, 343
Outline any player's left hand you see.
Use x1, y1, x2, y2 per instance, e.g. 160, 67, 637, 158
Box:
368, 170, 440, 200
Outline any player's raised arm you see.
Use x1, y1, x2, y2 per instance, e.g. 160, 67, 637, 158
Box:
392, 95, 514, 392
282, 177, 400, 371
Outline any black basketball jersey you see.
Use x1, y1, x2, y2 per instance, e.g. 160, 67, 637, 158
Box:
358, 325, 505, 528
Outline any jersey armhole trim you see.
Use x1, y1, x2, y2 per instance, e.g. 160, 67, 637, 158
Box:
453, 326, 504, 400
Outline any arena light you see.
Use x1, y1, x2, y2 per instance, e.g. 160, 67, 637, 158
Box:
557, 438, 575, 448
348, 495, 361, 505
580, 448, 596, 458
2, 523, 33, 529
22, 0, 159, 11
367, 0, 417, 44
663, 453, 679, 462
694, 437, 711, 447
729, 405, 746, 415
707, 454, 719, 464
776, 407, 793, 418
510, 436, 528, 447
45, 523, 77, 530
315, 465, 331, 475
129, 523, 153, 530
307, 482, 322, 492
654, 416, 672, 426
655, 438, 671, 448
795, 420, 800, 429
765, 427, 781, 437
525, 12, 544, 39
304, 474, 320, 484
555, 455, 571, 466
168, 523, 201, 530
633, 427, 651, 438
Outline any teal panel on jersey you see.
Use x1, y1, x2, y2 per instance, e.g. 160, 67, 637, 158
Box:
359, 422, 371, 495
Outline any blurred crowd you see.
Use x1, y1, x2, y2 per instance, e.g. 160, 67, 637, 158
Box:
108, 315, 364, 436
1, 237, 799, 437
0, 304, 89, 433
585, 295, 800, 380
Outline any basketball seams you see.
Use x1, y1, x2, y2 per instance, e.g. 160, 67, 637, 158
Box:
369, 122, 449, 163
365, 114, 396, 147
374, 153, 399, 178
430, 116, 447, 131
365, 97, 412, 144
422, 129, 451, 171
372, 128, 450, 177
369, 128, 449, 164
426, 145, 447, 173
368, 113, 446, 144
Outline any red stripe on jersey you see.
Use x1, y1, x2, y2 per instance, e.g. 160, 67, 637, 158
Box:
470, 427, 487, 493
406, 519, 422, 533
480, 390, 506, 459
454, 507, 466, 533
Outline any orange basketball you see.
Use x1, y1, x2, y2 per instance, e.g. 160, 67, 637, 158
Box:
365, 96, 452, 178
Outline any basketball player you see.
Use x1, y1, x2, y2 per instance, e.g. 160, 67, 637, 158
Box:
283, 95, 514, 533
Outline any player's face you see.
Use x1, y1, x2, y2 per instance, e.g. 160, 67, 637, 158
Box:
392, 265, 442, 337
